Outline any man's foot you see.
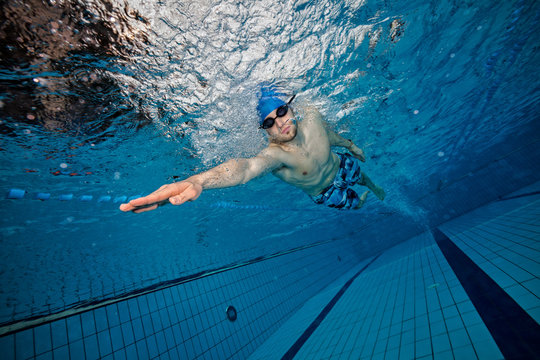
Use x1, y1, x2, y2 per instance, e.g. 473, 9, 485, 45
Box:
360, 172, 386, 201
355, 191, 369, 209
372, 185, 386, 201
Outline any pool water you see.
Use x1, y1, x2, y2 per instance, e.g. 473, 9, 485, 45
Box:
0, 0, 539, 358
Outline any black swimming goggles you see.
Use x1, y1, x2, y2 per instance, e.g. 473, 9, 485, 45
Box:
260, 95, 296, 130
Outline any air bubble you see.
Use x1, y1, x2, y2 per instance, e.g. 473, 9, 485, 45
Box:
60, 163, 68, 169
413, 110, 419, 115
477, 26, 482, 30
27, 114, 35, 120
23, 129, 31, 135
450, 53, 455, 58
437, 151, 445, 157
114, 172, 121, 180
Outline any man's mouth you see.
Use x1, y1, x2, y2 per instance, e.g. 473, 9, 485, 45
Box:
281, 125, 291, 134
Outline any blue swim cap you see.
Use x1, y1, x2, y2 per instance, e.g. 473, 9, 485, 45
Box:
257, 87, 286, 125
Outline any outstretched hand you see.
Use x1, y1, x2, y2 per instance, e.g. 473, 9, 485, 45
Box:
349, 143, 366, 162
119, 181, 203, 213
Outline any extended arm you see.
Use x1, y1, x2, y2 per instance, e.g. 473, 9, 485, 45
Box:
120, 149, 283, 213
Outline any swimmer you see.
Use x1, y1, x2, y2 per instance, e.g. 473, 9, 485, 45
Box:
120, 88, 385, 213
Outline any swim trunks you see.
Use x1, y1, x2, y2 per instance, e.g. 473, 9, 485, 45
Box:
311, 152, 364, 209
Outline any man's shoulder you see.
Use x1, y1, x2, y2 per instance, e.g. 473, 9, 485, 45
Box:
302, 105, 322, 118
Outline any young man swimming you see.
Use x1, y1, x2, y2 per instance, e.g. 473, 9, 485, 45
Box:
120, 89, 385, 213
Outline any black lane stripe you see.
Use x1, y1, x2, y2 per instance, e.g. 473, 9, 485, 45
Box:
433, 228, 540, 360
497, 191, 540, 201
281, 253, 381, 360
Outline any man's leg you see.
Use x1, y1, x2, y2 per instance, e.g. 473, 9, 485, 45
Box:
359, 172, 386, 200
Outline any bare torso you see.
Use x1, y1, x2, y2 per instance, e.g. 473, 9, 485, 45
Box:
269, 107, 340, 196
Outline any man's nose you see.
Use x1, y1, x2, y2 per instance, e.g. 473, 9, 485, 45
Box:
276, 116, 288, 127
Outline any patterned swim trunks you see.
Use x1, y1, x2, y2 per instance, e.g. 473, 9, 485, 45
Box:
311, 152, 364, 210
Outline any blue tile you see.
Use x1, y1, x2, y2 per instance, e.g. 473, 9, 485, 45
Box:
147, 294, 158, 312
155, 331, 168, 354
146, 335, 159, 358
474, 339, 504, 360
141, 314, 154, 337
448, 329, 471, 348
168, 347, 180, 359
172, 325, 183, 345
118, 301, 131, 324
138, 296, 150, 316
109, 325, 124, 352
106, 305, 121, 328
97, 330, 112, 356
467, 323, 493, 344
35, 351, 53, 360
442, 305, 459, 320
125, 344, 137, 359
164, 327, 176, 349
0, 334, 15, 359
159, 308, 171, 328
156, 291, 167, 309
34, 323, 52, 354
127, 299, 140, 319
461, 310, 482, 327
429, 309, 444, 323
431, 333, 451, 353
51, 320, 68, 348
121, 322, 135, 346
167, 306, 179, 325
15, 328, 34, 360
456, 300, 475, 315
69, 339, 85, 359
81, 311, 96, 337
53, 345, 69, 360
185, 339, 196, 359
401, 330, 414, 345
66, 315, 83, 342
399, 342, 415, 360
416, 325, 430, 341
84, 335, 100, 360
445, 316, 464, 331
132, 317, 145, 342
94, 308, 109, 333
430, 321, 447, 337
453, 345, 477, 359
135, 340, 149, 359
113, 348, 126, 360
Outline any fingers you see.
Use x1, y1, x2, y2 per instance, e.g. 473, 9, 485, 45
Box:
133, 204, 158, 213
119, 183, 178, 213
119, 182, 201, 213
169, 184, 201, 205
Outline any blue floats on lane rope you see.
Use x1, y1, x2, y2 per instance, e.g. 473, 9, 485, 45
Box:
6, 188, 124, 204
59, 194, 73, 201
5, 188, 325, 212
35, 193, 50, 200
7, 189, 25, 199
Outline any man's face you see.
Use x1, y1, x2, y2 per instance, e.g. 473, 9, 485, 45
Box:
265, 106, 297, 142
